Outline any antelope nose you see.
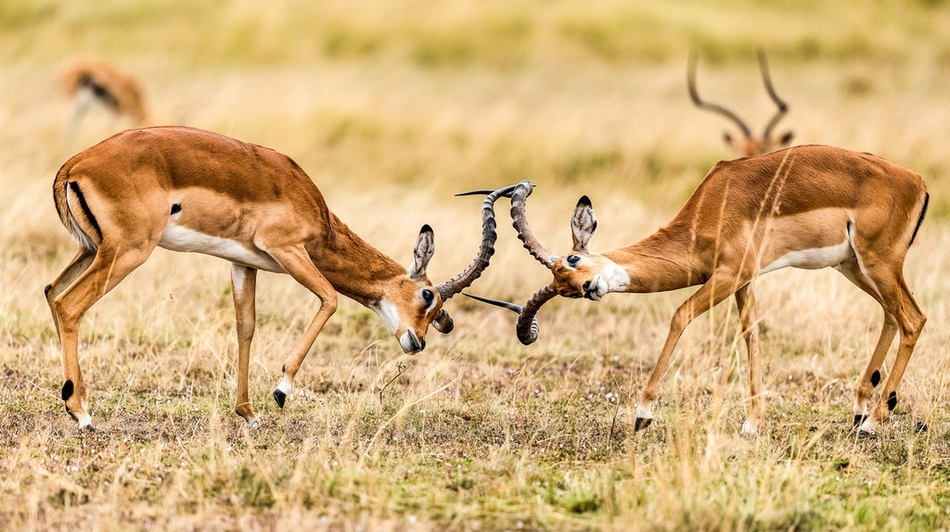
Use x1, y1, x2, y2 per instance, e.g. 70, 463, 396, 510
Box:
418, 338, 426, 351
582, 281, 591, 292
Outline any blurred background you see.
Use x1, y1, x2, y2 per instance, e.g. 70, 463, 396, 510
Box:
5, 0, 950, 208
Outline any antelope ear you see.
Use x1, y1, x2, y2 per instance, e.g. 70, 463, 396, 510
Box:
571, 196, 597, 253
409, 225, 435, 280
432, 309, 454, 334
779, 131, 794, 146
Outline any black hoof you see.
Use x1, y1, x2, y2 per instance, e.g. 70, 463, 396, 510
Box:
914, 421, 928, 434
634, 417, 653, 431
853, 414, 868, 427
857, 428, 877, 439
84, 424, 97, 433
273, 389, 286, 408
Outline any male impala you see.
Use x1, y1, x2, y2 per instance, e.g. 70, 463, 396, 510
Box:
471, 146, 928, 435
689, 51, 794, 157
46, 126, 513, 431
61, 59, 150, 133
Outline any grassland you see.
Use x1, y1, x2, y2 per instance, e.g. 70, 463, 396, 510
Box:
3, 1, 950, 530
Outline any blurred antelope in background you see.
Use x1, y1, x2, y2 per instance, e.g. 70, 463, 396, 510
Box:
688, 51, 794, 157
46, 126, 513, 431
470, 145, 928, 436
61, 58, 151, 137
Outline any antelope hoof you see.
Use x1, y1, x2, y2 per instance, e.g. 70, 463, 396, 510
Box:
76, 413, 95, 432
273, 389, 287, 408
857, 419, 877, 438
634, 417, 653, 431
741, 419, 759, 437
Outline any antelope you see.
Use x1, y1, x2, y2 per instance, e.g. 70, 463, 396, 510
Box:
688, 51, 794, 157
469, 145, 929, 435
46, 126, 513, 431
61, 59, 151, 134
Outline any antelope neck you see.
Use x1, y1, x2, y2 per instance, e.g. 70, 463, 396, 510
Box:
602, 225, 708, 293
314, 214, 409, 305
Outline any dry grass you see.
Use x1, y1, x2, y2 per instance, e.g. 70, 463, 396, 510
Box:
3, 1, 950, 530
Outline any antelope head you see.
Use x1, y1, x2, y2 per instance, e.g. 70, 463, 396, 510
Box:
688, 50, 794, 157
465, 180, 628, 345
381, 184, 519, 353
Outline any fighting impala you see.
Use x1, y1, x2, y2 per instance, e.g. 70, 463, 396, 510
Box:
471, 145, 928, 435
689, 50, 794, 157
46, 126, 513, 431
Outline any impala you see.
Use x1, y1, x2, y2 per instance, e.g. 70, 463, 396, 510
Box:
46, 126, 513, 431
689, 51, 794, 157
61, 59, 150, 133
470, 145, 928, 435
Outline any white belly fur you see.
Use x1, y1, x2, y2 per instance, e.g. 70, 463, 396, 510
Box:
759, 238, 854, 275
159, 224, 284, 273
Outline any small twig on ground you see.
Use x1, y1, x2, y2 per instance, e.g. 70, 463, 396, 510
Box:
379, 361, 408, 403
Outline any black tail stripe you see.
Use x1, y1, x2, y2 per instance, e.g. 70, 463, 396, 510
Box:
909, 192, 929, 247
68, 181, 102, 242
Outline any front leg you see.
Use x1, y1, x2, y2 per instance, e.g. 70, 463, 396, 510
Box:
636, 269, 750, 431
231, 264, 260, 428
267, 247, 338, 409
735, 283, 764, 436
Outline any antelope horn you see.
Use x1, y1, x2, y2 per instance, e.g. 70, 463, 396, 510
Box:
758, 49, 789, 141
509, 180, 558, 268
463, 284, 557, 345
436, 184, 519, 301
687, 51, 753, 139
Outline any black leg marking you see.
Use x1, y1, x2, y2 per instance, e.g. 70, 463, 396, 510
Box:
68, 181, 102, 241
870, 370, 881, 387
853, 414, 868, 427
65, 404, 78, 421
634, 417, 653, 431
887, 391, 897, 411
281, 364, 286, 373
44, 284, 53, 298
273, 389, 286, 408
61, 380, 74, 401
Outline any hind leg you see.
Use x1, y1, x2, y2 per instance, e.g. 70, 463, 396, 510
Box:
839, 259, 925, 434
836, 259, 898, 426
864, 275, 926, 433
46, 248, 96, 337
50, 244, 155, 430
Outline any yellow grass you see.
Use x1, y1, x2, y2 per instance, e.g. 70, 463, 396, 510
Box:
3, 1, 950, 529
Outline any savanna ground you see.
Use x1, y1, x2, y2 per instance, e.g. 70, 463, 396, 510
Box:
3, 1, 950, 530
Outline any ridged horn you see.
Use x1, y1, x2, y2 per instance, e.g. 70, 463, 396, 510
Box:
687, 51, 753, 139
758, 49, 790, 142
509, 180, 558, 268
435, 184, 519, 301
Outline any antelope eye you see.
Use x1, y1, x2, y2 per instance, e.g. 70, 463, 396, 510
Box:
567, 255, 581, 267
422, 289, 435, 305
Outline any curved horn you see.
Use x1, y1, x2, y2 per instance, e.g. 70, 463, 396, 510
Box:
515, 284, 557, 345
436, 184, 519, 301
509, 180, 558, 268
757, 49, 789, 141
463, 284, 557, 345
687, 51, 753, 139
